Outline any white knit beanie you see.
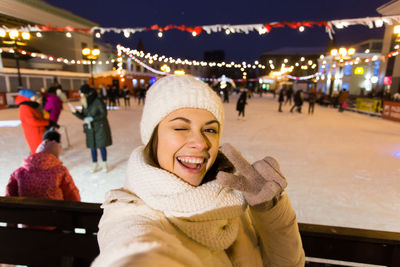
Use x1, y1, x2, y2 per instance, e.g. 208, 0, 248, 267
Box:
140, 75, 224, 145
36, 140, 62, 158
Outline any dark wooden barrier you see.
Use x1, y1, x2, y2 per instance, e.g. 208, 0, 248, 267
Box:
0, 196, 399, 267
0, 196, 102, 267
300, 223, 400, 266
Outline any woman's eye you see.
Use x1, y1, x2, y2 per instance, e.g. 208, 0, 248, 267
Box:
204, 128, 218, 134
174, 128, 188, 131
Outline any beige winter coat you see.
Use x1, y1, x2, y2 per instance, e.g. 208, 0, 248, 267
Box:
92, 147, 305, 267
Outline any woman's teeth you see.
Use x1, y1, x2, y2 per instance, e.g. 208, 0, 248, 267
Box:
177, 157, 204, 164
177, 157, 205, 169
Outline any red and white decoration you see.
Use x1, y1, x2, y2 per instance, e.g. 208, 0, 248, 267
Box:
1, 15, 400, 40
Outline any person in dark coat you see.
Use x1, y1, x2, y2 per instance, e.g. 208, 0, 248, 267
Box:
138, 87, 146, 105
123, 85, 131, 107
236, 90, 247, 119
290, 89, 304, 113
285, 86, 293, 105
73, 85, 112, 173
223, 87, 229, 103
308, 89, 317, 115
278, 88, 286, 112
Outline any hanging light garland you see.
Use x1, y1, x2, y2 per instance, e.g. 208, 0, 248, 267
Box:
0, 15, 398, 40
117, 44, 326, 81
88, 15, 400, 40
0, 47, 115, 65
118, 44, 322, 71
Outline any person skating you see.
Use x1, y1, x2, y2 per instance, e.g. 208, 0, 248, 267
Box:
138, 86, 146, 105
236, 90, 247, 119
278, 87, 286, 112
44, 86, 63, 123
338, 88, 349, 112
122, 85, 131, 107
285, 85, 293, 105
290, 89, 304, 113
92, 75, 305, 267
72, 85, 112, 173
308, 89, 317, 115
223, 87, 229, 103
16, 89, 53, 154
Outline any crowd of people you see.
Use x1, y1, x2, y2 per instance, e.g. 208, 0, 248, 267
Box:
97, 83, 149, 107
275, 84, 354, 115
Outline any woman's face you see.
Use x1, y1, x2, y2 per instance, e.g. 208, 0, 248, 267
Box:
157, 108, 220, 186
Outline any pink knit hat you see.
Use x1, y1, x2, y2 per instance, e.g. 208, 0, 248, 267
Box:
35, 140, 62, 158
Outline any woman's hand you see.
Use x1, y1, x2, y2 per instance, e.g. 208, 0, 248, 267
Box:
216, 143, 287, 206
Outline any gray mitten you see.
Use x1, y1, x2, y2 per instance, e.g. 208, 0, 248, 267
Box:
216, 143, 287, 206
84, 116, 94, 129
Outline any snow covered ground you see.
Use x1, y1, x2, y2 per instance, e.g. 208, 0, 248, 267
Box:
1, 93, 399, 233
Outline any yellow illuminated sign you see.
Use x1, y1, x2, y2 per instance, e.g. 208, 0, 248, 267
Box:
174, 70, 185, 75
354, 67, 364, 75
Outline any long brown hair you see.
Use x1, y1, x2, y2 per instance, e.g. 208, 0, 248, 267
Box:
143, 125, 160, 168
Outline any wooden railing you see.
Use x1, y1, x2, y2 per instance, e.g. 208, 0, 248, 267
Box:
0, 196, 399, 267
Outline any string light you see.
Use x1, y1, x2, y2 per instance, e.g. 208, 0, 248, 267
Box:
95, 32, 101, 38
65, 32, 72, 38
299, 26, 305, 32
158, 31, 163, 38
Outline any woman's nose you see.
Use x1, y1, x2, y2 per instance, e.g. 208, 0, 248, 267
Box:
189, 132, 210, 150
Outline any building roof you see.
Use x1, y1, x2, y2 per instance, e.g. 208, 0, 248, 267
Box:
377, 0, 400, 16
0, 0, 98, 28
262, 46, 325, 56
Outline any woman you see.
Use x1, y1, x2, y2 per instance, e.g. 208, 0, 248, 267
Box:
73, 85, 112, 173
92, 75, 304, 266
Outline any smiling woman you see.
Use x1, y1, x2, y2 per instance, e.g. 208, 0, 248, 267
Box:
156, 108, 221, 186
92, 75, 305, 267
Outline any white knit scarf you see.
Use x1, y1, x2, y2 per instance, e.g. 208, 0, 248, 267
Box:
124, 147, 245, 251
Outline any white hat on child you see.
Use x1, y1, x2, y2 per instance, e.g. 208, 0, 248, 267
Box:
36, 140, 62, 158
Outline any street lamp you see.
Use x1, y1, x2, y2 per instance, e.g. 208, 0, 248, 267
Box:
330, 47, 355, 61
81, 47, 100, 86
0, 29, 31, 86
328, 47, 356, 95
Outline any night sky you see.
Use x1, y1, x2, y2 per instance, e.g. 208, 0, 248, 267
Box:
44, 0, 390, 62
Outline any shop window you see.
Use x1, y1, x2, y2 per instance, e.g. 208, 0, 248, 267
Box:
373, 60, 380, 76
343, 65, 352, 76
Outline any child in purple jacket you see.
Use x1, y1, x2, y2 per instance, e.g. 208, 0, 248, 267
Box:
44, 86, 63, 123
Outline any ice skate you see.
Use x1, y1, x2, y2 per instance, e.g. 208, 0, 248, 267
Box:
101, 161, 109, 173
91, 162, 99, 173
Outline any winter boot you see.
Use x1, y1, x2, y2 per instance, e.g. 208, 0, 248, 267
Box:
91, 162, 99, 173
101, 161, 109, 173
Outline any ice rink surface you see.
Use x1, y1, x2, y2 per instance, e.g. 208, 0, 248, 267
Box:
1, 93, 399, 232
